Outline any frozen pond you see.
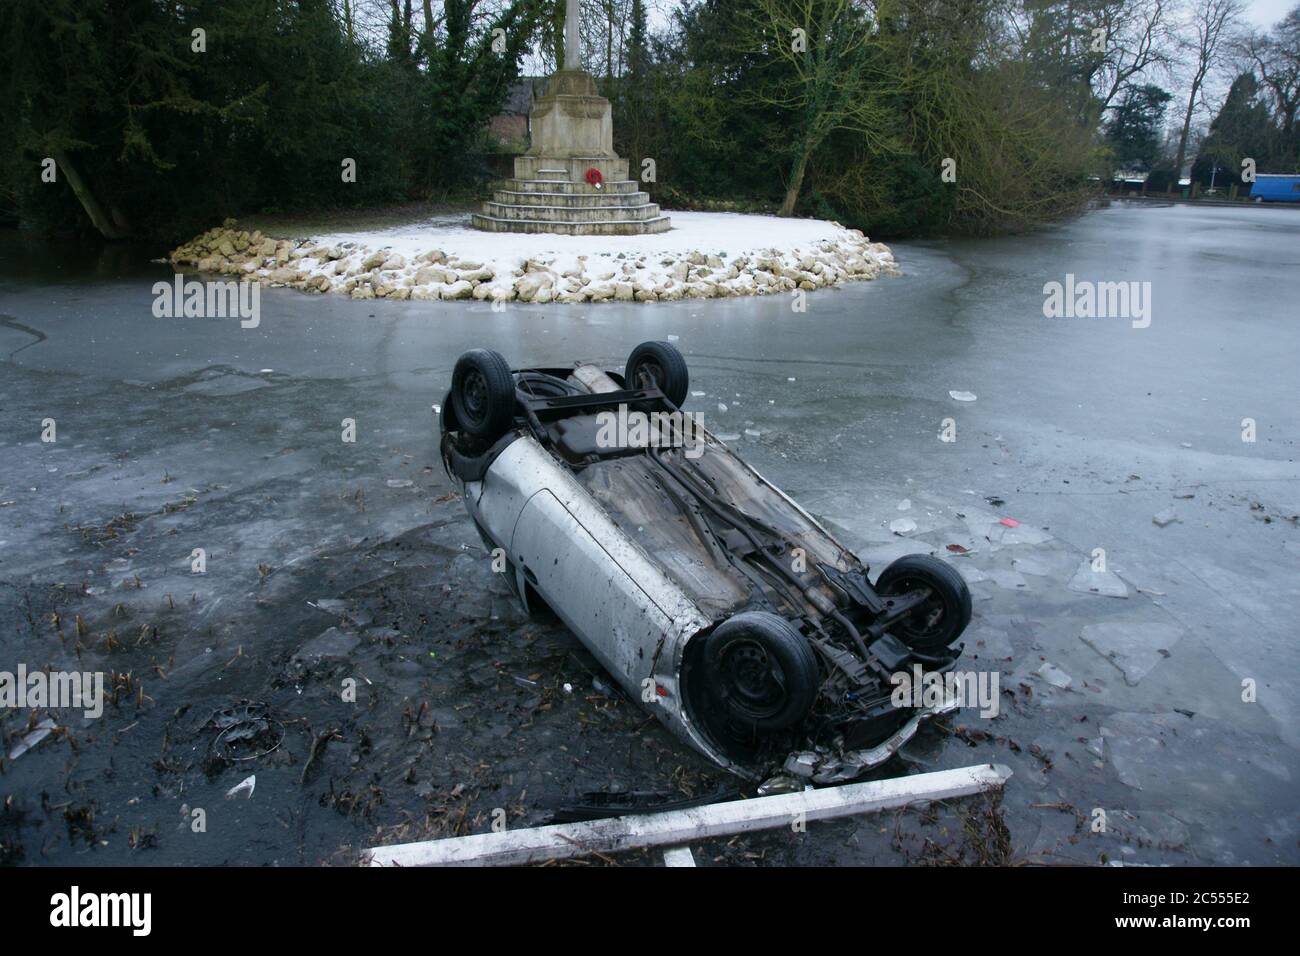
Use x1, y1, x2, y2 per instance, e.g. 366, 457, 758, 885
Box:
1, 199, 1297, 865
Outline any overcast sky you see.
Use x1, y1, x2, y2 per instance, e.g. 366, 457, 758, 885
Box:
643, 1, 1296, 33
1246, 0, 1294, 28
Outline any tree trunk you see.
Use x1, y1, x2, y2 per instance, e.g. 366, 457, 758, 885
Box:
779, 147, 811, 217
1173, 81, 1199, 183
50, 148, 125, 240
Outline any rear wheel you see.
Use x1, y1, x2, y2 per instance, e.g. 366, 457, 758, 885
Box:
450, 349, 514, 441
876, 555, 972, 653
701, 612, 819, 732
625, 341, 689, 407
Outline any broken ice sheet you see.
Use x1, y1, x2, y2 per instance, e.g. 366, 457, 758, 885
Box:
1067, 559, 1128, 598
1099, 711, 1292, 793
998, 522, 1052, 546
6, 718, 58, 761
963, 623, 1014, 659
1011, 556, 1051, 576
888, 517, 917, 535
1107, 810, 1190, 848
1035, 662, 1073, 689
1079, 621, 1184, 686
226, 774, 256, 799
987, 568, 1028, 590
948, 390, 977, 402
1152, 508, 1179, 527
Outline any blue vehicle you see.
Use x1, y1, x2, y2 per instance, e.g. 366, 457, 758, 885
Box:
1250, 173, 1300, 202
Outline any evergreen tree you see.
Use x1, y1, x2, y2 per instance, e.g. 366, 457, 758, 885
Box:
1192, 73, 1276, 186
1105, 84, 1173, 171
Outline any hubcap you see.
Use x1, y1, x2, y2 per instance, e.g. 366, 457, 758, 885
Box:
632, 360, 664, 391
890, 577, 943, 636
720, 641, 787, 719
462, 369, 487, 423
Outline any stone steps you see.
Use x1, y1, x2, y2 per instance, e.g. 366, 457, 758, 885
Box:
492, 189, 652, 207
479, 200, 663, 223
498, 177, 642, 195
469, 213, 673, 235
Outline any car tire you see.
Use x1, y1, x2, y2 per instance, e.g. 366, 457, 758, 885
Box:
702, 612, 819, 732
450, 349, 514, 441
875, 554, 972, 653
625, 341, 689, 408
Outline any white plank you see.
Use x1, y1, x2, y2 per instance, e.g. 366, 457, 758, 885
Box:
661, 846, 696, 867
366, 762, 1011, 867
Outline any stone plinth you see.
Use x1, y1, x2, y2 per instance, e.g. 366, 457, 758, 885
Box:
471, 70, 670, 236
527, 70, 613, 158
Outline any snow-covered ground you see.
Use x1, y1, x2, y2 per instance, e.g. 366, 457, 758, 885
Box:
169, 210, 900, 303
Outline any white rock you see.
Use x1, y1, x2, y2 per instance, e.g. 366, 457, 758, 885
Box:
516, 271, 554, 302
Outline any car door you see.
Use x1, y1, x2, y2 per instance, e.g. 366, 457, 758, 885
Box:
511, 487, 676, 690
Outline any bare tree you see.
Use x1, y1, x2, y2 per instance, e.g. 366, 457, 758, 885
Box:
1245, 5, 1300, 139
1172, 0, 1247, 178
1004, 0, 1174, 123
1087, 0, 1176, 120
733, 0, 893, 217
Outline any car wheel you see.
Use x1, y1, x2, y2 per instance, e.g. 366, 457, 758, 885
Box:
450, 349, 514, 441
702, 612, 819, 732
625, 341, 689, 408
875, 555, 972, 653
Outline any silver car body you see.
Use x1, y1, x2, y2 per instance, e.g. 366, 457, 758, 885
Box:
451, 365, 952, 780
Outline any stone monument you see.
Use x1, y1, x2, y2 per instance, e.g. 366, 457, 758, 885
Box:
471, 0, 670, 235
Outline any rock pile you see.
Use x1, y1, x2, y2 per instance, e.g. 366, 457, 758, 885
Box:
169, 220, 901, 303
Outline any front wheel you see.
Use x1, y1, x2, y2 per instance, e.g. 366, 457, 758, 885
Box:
450, 349, 515, 441
701, 612, 819, 732
875, 554, 972, 653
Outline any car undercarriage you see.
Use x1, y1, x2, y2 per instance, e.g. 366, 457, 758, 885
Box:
439, 342, 973, 782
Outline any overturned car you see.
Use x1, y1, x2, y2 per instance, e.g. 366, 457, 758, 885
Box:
438, 342, 972, 784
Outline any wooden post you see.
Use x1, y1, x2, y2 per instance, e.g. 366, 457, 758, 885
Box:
366, 763, 1012, 867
